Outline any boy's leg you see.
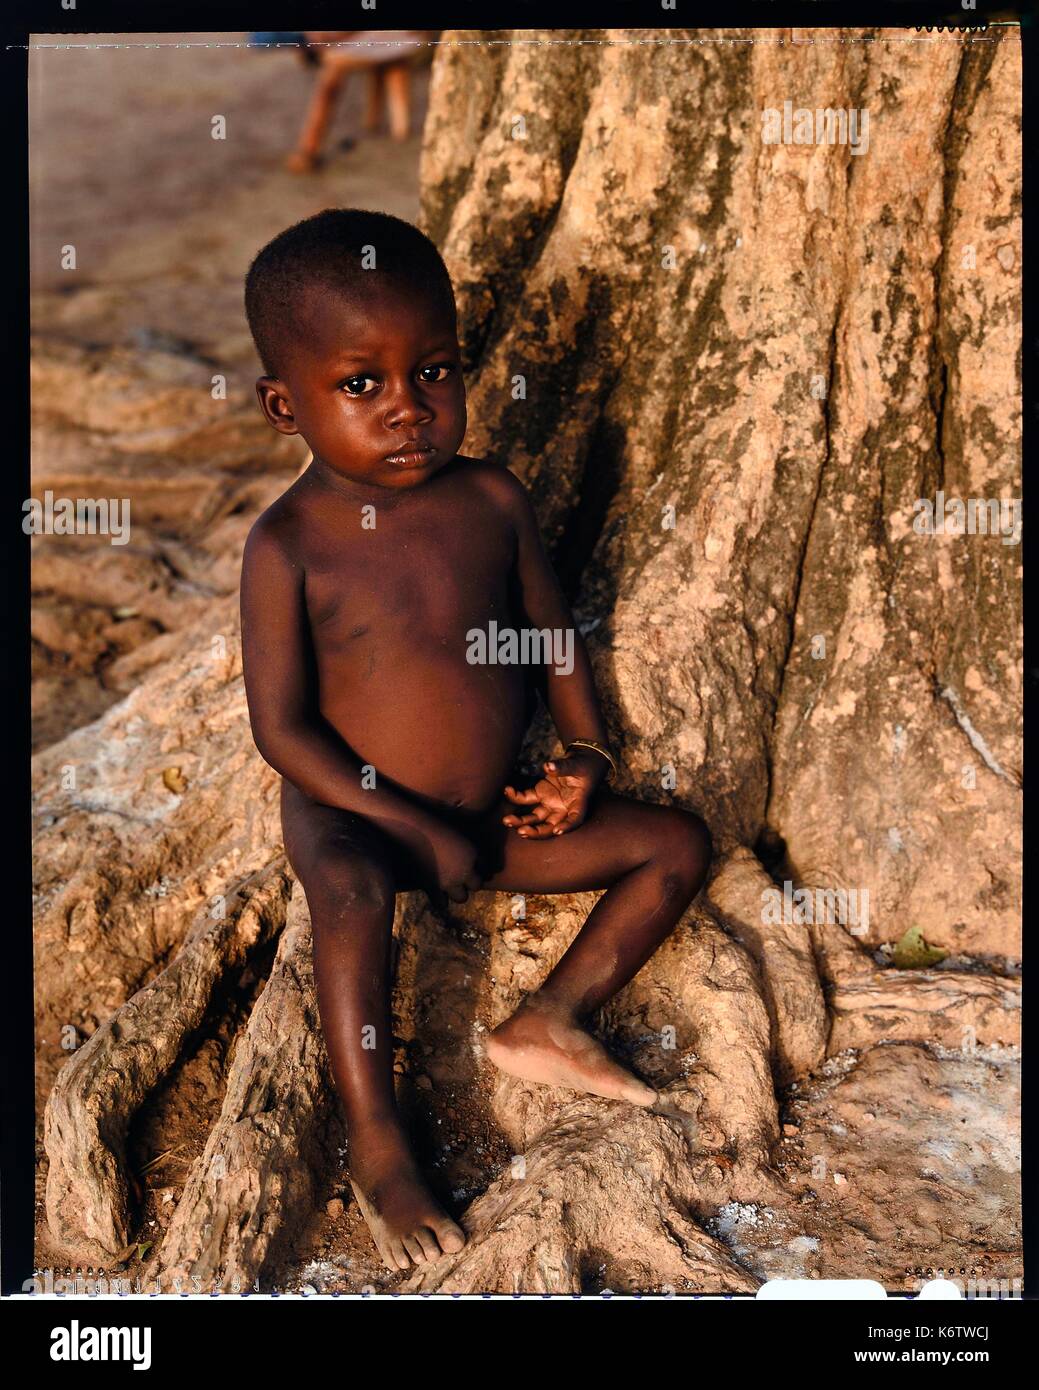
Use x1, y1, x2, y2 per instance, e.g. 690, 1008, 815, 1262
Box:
383, 63, 412, 140
473, 792, 711, 1105
280, 778, 465, 1271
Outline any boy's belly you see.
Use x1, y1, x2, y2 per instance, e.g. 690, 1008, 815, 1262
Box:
318, 647, 534, 814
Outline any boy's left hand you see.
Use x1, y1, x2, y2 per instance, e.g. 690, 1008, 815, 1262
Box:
502, 753, 607, 838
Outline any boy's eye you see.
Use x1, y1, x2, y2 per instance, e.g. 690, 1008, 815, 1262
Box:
341, 376, 378, 396
418, 364, 454, 384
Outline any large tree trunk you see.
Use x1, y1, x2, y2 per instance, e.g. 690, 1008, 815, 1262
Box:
36, 27, 1020, 1293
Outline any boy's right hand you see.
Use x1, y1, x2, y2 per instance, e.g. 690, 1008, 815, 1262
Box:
421, 821, 484, 905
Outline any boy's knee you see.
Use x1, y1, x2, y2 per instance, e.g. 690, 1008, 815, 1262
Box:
657, 809, 712, 894
309, 847, 393, 920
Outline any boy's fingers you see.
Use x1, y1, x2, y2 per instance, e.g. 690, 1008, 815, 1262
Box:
550, 808, 585, 835
518, 807, 565, 836
518, 822, 558, 840
503, 784, 539, 805
551, 818, 581, 836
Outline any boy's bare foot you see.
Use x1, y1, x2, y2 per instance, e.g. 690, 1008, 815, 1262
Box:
486, 996, 658, 1107
347, 1122, 466, 1272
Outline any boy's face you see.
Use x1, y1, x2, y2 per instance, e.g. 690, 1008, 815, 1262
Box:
256, 282, 467, 492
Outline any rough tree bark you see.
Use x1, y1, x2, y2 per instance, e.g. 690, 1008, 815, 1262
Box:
36, 28, 1021, 1293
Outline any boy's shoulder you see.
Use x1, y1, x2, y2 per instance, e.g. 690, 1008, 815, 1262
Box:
242, 478, 310, 566
453, 454, 532, 515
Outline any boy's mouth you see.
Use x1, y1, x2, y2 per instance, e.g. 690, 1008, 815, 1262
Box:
384, 442, 436, 468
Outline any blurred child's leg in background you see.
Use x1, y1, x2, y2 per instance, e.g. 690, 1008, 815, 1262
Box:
288, 56, 355, 173
384, 63, 412, 141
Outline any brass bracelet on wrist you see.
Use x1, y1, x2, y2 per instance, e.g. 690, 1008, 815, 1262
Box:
564, 739, 617, 783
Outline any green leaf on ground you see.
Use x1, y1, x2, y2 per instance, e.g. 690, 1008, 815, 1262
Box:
892, 925, 947, 969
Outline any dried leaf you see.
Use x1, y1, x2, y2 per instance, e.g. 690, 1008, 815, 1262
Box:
162, 766, 188, 795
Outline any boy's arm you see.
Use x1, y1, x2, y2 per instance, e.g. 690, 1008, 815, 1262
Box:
492, 469, 613, 790
239, 521, 481, 892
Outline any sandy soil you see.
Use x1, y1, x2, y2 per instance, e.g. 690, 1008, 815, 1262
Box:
30, 31, 430, 362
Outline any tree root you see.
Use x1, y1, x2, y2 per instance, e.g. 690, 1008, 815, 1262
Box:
706, 847, 829, 1085
43, 862, 291, 1262
146, 885, 343, 1289
828, 968, 1020, 1051
403, 1101, 760, 1294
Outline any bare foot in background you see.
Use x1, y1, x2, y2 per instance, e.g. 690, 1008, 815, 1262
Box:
285, 149, 323, 174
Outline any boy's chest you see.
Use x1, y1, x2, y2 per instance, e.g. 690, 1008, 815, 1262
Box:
301, 502, 515, 644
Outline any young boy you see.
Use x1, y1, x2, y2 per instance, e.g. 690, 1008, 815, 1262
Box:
240, 209, 711, 1273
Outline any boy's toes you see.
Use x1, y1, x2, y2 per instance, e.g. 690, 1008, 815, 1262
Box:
414, 1227, 443, 1263
436, 1219, 466, 1254
402, 1234, 427, 1265
385, 1238, 409, 1271
629, 1080, 659, 1107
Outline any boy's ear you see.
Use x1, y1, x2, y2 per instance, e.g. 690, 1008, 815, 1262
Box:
255, 377, 299, 435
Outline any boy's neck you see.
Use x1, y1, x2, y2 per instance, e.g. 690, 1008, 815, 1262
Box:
303, 455, 424, 508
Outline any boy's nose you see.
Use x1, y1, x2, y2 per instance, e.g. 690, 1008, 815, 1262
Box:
382, 378, 433, 427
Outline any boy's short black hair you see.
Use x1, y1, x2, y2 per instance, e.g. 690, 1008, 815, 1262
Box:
244, 208, 457, 378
